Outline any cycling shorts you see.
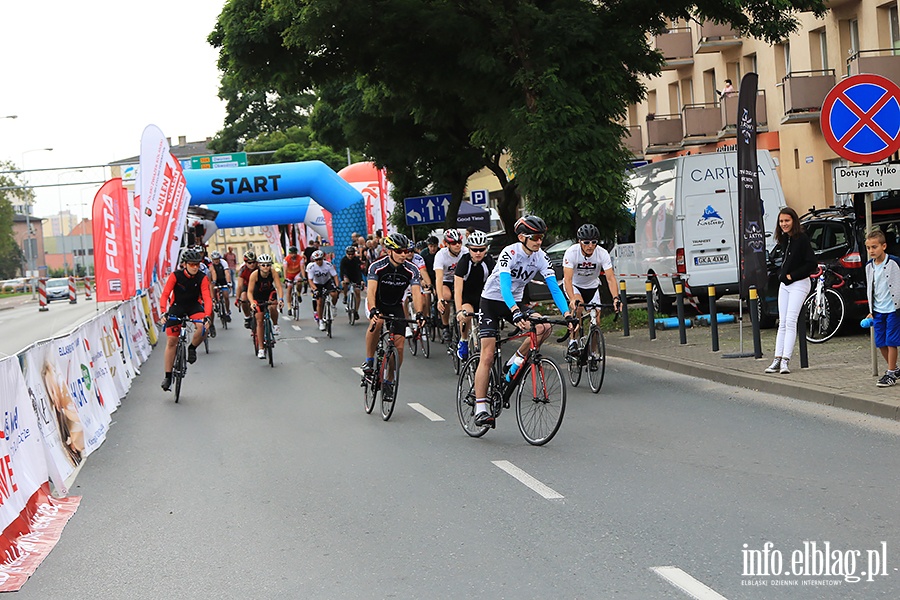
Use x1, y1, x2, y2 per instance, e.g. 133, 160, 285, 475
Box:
567, 285, 600, 306
165, 303, 205, 337
365, 300, 406, 336
478, 298, 515, 339
313, 280, 337, 296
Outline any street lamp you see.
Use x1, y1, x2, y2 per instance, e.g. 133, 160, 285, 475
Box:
57, 169, 84, 276
2, 115, 16, 120
21, 147, 53, 295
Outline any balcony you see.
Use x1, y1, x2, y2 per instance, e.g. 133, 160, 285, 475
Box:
645, 114, 683, 153
624, 125, 643, 156
682, 103, 721, 145
847, 49, 900, 85
780, 70, 835, 124
695, 22, 741, 54
654, 27, 694, 70
719, 90, 768, 138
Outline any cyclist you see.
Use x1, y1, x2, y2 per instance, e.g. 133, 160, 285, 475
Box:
562, 224, 621, 357
340, 245, 364, 321
422, 235, 440, 287
209, 250, 233, 322
472, 215, 574, 427
235, 251, 258, 329
434, 229, 469, 341
307, 249, 341, 332
362, 233, 425, 398
283, 246, 305, 317
453, 230, 495, 362
159, 247, 213, 391
181, 245, 216, 338
402, 239, 433, 338
247, 253, 284, 358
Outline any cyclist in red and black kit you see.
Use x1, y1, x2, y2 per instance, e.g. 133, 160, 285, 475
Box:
159, 247, 213, 391
361, 233, 425, 395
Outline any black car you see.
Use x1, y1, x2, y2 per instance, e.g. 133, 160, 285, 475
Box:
759, 195, 900, 329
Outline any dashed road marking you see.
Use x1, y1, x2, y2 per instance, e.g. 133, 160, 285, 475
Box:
491, 460, 564, 500
305, 337, 318, 344
651, 567, 729, 600
407, 403, 445, 421
352, 367, 364, 377
292, 325, 302, 331
326, 350, 342, 358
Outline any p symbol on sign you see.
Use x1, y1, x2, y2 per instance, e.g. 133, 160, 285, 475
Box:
470, 189, 488, 206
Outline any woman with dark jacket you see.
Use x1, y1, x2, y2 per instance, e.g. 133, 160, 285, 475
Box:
766, 207, 817, 374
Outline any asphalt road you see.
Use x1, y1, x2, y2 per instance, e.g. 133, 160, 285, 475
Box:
0, 297, 115, 358
10, 301, 900, 599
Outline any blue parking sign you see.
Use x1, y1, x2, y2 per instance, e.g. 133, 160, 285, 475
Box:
470, 189, 489, 206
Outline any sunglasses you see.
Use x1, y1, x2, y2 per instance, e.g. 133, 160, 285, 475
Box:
185, 262, 200, 267
524, 234, 544, 241
580, 239, 599, 245
396, 248, 413, 254
469, 247, 487, 252
448, 240, 462, 245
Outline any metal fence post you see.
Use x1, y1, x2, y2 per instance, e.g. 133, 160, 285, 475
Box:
708, 285, 719, 352
646, 278, 656, 341
675, 277, 687, 344
748, 286, 762, 359
619, 280, 629, 337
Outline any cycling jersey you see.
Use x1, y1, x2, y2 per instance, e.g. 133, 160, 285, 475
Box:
482, 243, 556, 304
211, 258, 229, 285
367, 256, 420, 307
562, 244, 613, 288
160, 268, 213, 317
284, 254, 304, 279
433, 246, 469, 283
455, 253, 496, 304
307, 261, 338, 286
339, 256, 364, 284
251, 270, 278, 303
239, 264, 256, 287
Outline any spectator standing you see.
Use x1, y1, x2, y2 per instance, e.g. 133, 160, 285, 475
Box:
864, 230, 900, 387
223, 246, 238, 293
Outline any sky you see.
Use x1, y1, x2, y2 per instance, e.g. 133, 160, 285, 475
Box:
0, 1, 228, 222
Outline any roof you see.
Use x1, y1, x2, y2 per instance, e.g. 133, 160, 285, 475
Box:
13, 214, 45, 223
108, 138, 216, 165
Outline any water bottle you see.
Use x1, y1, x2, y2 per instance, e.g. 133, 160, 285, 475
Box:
861, 317, 874, 329
505, 353, 525, 382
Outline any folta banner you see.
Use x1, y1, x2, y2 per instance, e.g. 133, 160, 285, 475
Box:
92, 178, 135, 302
736, 72, 767, 298
0, 357, 80, 592
140, 125, 190, 284
261, 227, 284, 264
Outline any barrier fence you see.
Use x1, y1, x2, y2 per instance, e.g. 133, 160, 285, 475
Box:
0, 285, 160, 591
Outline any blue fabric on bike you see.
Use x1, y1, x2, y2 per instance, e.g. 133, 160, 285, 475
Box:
500, 271, 516, 309
873, 311, 900, 348
546, 274, 570, 314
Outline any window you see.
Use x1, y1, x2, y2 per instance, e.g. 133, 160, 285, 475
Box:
807, 222, 849, 253
850, 19, 860, 57
230, 228, 237, 236
815, 30, 828, 71
744, 53, 758, 77
668, 82, 680, 113
774, 44, 789, 82
703, 69, 717, 103
680, 78, 694, 106
892, 7, 900, 55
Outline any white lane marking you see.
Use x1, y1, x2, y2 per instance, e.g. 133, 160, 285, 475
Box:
407, 403, 445, 422
352, 367, 364, 376
326, 350, 342, 358
651, 567, 729, 600
491, 460, 564, 500
292, 325, 302, 331
305, 336, 318, 344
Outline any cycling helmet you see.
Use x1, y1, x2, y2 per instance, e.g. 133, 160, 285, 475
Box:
444, 229, 463, 244
426, 236, 439, 245
346, 245, 357, 254
466, 230, 487, 247
577, 224, 600, 241
311, 250, 325, 261
514, 215, 548, 236
257, 253, 273, 265
181, 248, 203, 263
210, 250, 222, 259
383, 232, 410, 251
415, 241, 428, 251
243, 250, 256, 262
408, 239, 416, 250
288, 246, 298, 254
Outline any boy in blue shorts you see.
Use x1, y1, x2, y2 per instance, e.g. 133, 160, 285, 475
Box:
864, 230, 900, 387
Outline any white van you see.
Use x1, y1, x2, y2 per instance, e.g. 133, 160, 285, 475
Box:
611, 150, 785, 309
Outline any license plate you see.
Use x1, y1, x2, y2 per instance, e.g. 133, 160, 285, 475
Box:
695, 254, 729, 265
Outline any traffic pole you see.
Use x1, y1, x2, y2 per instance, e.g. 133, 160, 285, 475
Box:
674, 277, 687, 345
84, 276, 93, 300
708, 284, 719, 352
38, 278, 49, 312
619, 280, 629, 337
645, 278, 656, 341
68, 276, 77, 304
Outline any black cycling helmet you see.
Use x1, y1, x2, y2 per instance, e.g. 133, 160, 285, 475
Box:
577, 224, 600, 241
181, 248, 203, 263
243, 250, 256, 262
426, 236, 439, 245
383, 232, 410, 251
415, 240, 428, 251
288, 246, 298, 254
514, 215, 548, 236
345, 245, 357, 254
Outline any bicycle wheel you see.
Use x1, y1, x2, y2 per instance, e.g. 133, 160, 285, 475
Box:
380, 345, 399, 421
456, 354, 490, 437
325, 302, 333, 338
363, 360, 379, 414
348, 293, 358, 325
265, 318, 275, 367
587, 327, 606, 393
252, 327, 259, 356
566, 341, 582, 387
449, 319, 461, 374
805, 288, 845, 343
173, 341, 185, 403
203, 330, 209, 354
407, 327, 418, 355
516, 357, 566, 446
421, 324, 431, 358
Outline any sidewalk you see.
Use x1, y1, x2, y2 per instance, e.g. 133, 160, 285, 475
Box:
602, 318, 900, 421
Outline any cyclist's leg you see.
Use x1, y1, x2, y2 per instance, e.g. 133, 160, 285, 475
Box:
190, 314, 206, 347
459, 301, 475, 340
440, 283, 453, 328
254, 302, 265, 343
329, 287, 340, 306
164, 325, 179, 371
269, 302, 279, 326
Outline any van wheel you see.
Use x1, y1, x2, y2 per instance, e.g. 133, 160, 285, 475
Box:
650, 277, 673, 315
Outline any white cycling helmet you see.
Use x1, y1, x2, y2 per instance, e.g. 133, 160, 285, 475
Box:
312, 250, 325, 261
210, 250, 222, 259
466, 231, 487, 247
257, 253, 272, 265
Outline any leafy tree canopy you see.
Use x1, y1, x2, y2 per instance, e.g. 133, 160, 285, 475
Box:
0, 161, 29, 278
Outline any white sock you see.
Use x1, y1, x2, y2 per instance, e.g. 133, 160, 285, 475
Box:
475, 399, 488, 415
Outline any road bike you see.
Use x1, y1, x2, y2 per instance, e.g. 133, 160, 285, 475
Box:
456, 308, 481, 364
441, 298, 462, 374
214, 285, 231, 330
165, 314, 206, 403
251, 300, 277, 366
561, 302, 612, 393
804, 264, 846, 343
456, 314, 570, 445
287, 278, 303, 321
427, 291, 441, 342
345, 282, 364, 326
362, 314, 418, 421
315, 289, 336, 338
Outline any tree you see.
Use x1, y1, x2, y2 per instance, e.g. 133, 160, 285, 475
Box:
0, 161, 30, 278
210, 0, 827, 238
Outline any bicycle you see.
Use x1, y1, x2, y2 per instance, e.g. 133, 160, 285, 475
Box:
560, 302, 613, 393
456, 314, 570, 445
315, 289, 336, 338
457, 308, 481, 362
287, 278, 303, 320
346, 282, 363, 326
441, 298, 462, 374
804, 264, 846, 343
250, 300, 278, 366
362, 314, 418, 421
164, 314, 206, 403
214, 285, 231, 330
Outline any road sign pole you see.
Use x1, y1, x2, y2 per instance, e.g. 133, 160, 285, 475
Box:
866, 192, 878, 377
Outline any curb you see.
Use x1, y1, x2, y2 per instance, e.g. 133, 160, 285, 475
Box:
606, 343, 900, 422
0, 306, 14, 312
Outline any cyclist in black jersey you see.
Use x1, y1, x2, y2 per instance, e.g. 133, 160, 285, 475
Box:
247, 254, 284, 358
453, 230, 495, 361
340, 245, 364, 320
362, 233, 425, 384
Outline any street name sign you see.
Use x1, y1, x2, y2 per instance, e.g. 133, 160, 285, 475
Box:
834, 163, 900, 195
404, 194, 451, 226
190, 152, 248, 170
821, 73, 900, 164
